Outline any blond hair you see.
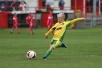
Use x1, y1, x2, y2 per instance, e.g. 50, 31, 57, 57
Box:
57, 13, 65, 18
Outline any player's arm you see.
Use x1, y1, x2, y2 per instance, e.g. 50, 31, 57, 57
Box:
45, 26, 55, 36
26, 18, 28, 24
45, 28, 52, 39
70, 18, 84, 25
45, 23, 58, 38
33, 17, 36, 26
13, 17, 17, 25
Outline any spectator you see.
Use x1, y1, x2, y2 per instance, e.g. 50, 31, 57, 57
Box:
0, 4, 6, 11
45, 1, 54, 11
19, 1, 26, 11
42, 0, 46, 8
26, 13, 36, 35
10, 13, 20, 34
101, 0, 102, 12
86, 0, 92, 12
10, 0, 20, 11
58, 0, 65, 10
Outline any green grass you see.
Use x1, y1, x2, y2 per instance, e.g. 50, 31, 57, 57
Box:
0, 28, 102, 68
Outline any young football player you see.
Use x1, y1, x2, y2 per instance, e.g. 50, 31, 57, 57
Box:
10, 13, 19, 34
47, 9, 54, 30
43, 13, 85, 60
26, 13, 36, 34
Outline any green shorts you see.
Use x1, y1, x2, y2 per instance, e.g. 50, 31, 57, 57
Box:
50, 40, 61, 48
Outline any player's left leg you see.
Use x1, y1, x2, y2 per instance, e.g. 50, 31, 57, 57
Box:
10, 26, 15, 34
61, 43, 67, 48
58, 43, 67, 48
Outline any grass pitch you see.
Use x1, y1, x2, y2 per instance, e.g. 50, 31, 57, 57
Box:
0, 28, 102, 68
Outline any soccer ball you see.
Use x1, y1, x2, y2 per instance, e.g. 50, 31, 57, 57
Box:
26, 50, 36, 59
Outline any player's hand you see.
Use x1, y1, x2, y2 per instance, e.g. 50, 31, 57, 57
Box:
81, 18, 85, 20
45, 36, 48, 39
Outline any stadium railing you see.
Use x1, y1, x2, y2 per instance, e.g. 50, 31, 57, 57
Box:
0, 5, 102, 28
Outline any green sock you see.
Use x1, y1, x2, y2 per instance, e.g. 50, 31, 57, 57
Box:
44, 49, 52, 58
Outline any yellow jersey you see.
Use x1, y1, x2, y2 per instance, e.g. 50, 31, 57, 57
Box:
45, 18, 83, 42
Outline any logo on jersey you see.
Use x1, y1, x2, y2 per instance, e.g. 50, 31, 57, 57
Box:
56, 27, 62, 30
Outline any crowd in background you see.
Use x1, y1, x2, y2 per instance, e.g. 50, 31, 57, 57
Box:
44, 0, 65, 11
0, 0, 66, 12
0, 0, 27, 11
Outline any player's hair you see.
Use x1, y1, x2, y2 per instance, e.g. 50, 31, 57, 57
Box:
57, 13, 65, 19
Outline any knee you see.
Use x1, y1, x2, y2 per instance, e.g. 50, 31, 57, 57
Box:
50, 45, 55, 50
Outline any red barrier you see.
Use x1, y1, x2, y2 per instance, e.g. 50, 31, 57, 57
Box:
41, 13, 49, 27
0, 5, 101, 28
0, 12, 8, 28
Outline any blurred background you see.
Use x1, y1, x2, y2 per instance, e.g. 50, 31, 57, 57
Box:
0, 0, 102, 28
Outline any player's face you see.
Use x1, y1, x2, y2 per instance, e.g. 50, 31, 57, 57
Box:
57, 17, 64, 23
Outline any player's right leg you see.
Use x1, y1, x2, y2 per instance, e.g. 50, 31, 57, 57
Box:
43, 46, 53, 60
15, 26, 19, 34
43, 40, 61, 60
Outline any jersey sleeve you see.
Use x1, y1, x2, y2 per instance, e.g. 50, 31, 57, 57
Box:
13, 17, 16, 20
32, 16, 35, 19
70, 18, 84, 25
45, 23, 58, 36
26, 17, 28, 23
